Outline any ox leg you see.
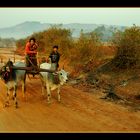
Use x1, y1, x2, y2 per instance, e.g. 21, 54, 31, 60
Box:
41, 80, 46, 97
46, 83, 51, 103
40, 75, 46, 97
4, 87, 10, 107
22, 74, 27, 101
22, 80, 26, 101
57, 87, 61, 102
13, 85, 18, 108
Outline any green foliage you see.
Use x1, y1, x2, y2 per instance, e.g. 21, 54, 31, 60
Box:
112, 25, 140, 68
70, 31, 102, 65
94, 25, 105, 38
41, 27, 73, 56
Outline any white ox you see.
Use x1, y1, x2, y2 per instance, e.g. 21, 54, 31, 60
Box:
39, 62, 68, 103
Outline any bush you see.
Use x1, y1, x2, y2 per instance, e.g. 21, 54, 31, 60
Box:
112, 25, 140, 68
70, 31, 102, 66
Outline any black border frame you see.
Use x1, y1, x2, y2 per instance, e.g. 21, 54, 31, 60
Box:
0, 0, 140, 138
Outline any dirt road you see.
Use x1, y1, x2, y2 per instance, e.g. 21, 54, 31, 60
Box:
0, 48, 140, 132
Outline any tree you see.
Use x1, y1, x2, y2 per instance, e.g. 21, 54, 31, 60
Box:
70, 31, 102, 64
112, 25, 140, 68
94, 25, 105, 39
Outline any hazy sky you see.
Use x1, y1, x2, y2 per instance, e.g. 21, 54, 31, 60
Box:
0, 8, 140, 28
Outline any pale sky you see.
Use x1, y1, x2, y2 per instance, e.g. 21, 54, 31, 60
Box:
0, 8, 140, 28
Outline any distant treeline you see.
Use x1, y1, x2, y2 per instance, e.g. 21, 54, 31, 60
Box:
0, 37, 16, 48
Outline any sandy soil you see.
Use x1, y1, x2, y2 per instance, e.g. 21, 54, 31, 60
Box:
0, 48, 140, 132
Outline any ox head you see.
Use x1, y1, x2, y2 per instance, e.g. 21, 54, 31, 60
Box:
0, 60, 13, 83
57, 69, 69, 85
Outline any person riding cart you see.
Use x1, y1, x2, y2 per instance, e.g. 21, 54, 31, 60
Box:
48, 45, 60, 84
25, 37, 38, 68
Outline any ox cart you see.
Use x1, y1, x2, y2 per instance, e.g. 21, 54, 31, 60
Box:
12, 56, 56, 75
0, 55, 68, 108
0, 51, 69, 108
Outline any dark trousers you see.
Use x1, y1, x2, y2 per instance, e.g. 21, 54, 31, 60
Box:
25, 55, 37, 67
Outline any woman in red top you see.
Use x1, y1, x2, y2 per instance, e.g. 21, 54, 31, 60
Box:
25, 37, 38, 67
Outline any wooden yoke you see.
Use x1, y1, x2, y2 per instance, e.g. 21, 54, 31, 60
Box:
12, 66, 55, 73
